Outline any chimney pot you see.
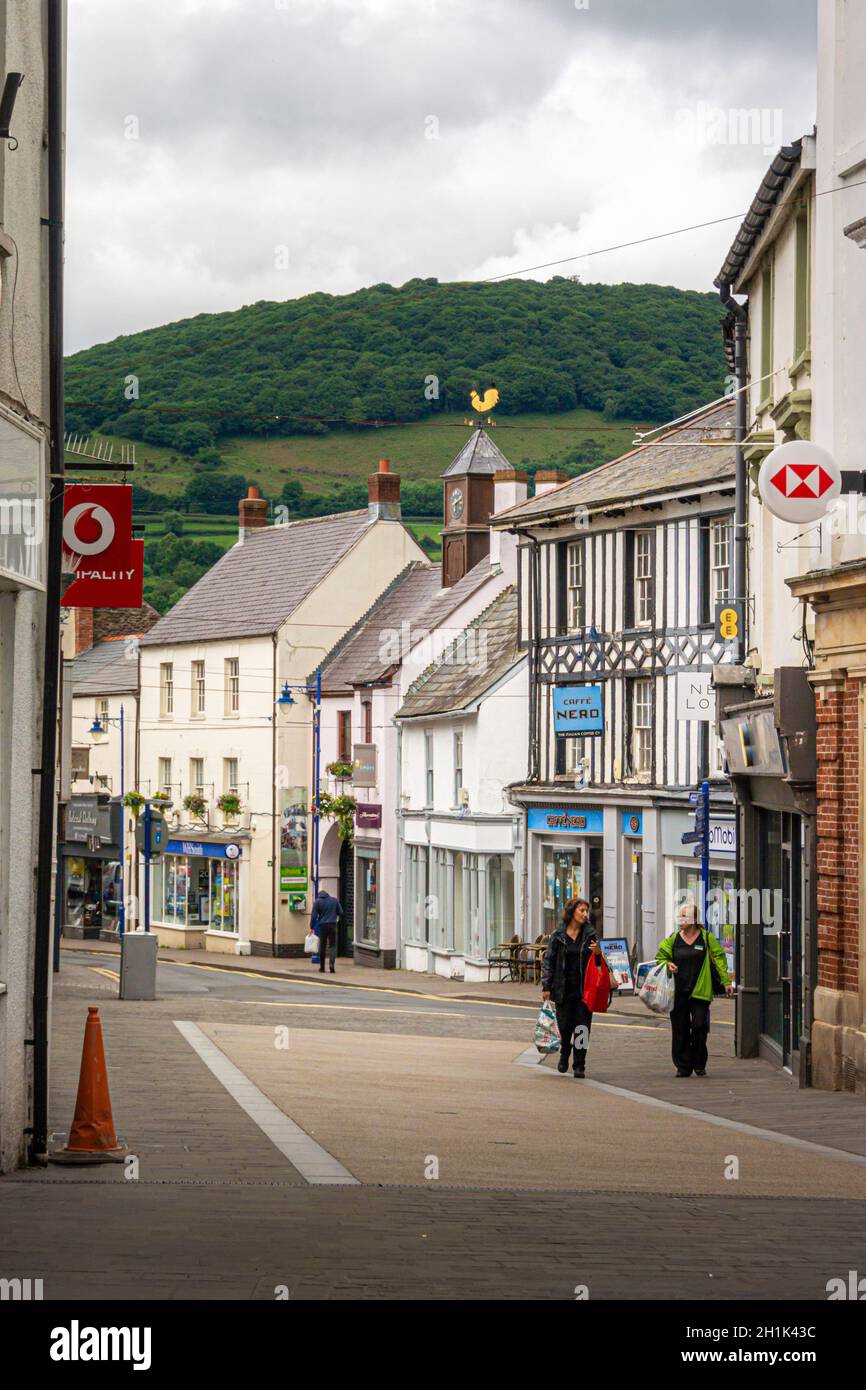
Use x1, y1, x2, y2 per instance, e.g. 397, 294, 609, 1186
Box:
378, 459, 391, 474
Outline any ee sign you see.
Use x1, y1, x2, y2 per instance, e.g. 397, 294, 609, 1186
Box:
758, 440, 841, 523
552, 684, 604, 736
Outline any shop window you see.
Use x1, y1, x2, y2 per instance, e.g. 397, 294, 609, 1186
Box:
404, 845, 429, 943
210, 858, 238, 933
356, 851, 379, 946
486, 855, 515, 951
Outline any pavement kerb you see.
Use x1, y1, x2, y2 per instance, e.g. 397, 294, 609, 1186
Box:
58, 941, 672, 1020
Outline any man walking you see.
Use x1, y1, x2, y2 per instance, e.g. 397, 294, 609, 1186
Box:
309, 887, 342, 974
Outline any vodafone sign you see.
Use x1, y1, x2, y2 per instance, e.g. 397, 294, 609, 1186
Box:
758, 441, 841, 523
63, 484, 142, 609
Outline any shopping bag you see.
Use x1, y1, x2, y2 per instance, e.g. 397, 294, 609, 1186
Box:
583, 954, 611, 1014
303, 932, 318, 955
638, 962, 675, 1014
533, 999, 561, 1054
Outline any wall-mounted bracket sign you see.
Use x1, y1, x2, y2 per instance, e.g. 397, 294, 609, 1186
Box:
758, 441, 841, 523
552, 684, 604, 736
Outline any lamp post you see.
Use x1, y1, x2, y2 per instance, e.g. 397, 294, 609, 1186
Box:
276, 669, 322, 895
88, 703, 126, 937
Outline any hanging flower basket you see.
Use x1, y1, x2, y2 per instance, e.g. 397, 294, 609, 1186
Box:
151, 790, 173, 809
183, 792, 208, 821
326, 759, 354, 781
319, 791, 356, 843
217, 792, 242, 820
122, 790, 146, 818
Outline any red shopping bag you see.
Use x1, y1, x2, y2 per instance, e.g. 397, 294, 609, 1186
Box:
583, 953, 611, 1013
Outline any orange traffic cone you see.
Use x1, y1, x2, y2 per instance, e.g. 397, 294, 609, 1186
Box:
50, 1007, 127, 1164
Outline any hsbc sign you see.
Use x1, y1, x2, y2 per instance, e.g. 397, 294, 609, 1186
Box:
758, 441, 841, 523
62, 484, 143, 609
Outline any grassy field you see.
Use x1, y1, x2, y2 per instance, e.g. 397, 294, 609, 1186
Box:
140, 513, 441, 559
65, 407, 647, 502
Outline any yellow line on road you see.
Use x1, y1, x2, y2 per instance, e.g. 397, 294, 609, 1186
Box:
89, 967, 118, 982
192, 997, 659, 1028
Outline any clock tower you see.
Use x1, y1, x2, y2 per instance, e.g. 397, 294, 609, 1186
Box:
440, 427, 513, 587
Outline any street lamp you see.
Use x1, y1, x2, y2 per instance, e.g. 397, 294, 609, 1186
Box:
88, 703, 126, 937
275, 670, 322, 895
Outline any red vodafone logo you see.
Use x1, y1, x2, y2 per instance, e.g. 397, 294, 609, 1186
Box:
63, 503, 116, 557
758, 442, 841, 523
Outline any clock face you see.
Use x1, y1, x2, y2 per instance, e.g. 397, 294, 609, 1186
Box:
449, 486, 464, 521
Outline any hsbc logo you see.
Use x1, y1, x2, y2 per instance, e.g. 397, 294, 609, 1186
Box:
769, 462, 835, 501
63, 503, 116, 558
758, 441, 841, 523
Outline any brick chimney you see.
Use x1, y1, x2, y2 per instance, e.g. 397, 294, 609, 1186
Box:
368, 458, 401, 522
238, 485, 268, 542
64, 606, 93, 657
534, 469, 569, 498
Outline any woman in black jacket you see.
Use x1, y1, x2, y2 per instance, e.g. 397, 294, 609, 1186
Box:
541, 897, 602, 1078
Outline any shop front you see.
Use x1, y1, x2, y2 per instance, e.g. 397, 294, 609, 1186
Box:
659, 808, 738, 977
718, 668, 816, 1077
525, 805, 605, 937
150, 833, 250, 953
58, 794, 123, 941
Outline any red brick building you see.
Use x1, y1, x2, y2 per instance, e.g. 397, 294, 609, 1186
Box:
789, 561, 866, 1093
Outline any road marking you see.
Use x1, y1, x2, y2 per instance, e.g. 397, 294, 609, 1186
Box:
90, 967, 119, 982
173, 1020, 359, 1186
521, 1055, 866, 1168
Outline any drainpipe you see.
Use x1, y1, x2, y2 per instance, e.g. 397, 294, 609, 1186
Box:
271, 634, 277, 956
30, 0, 66, 1164
719, 282, 748, 664
395, 716, 403, 970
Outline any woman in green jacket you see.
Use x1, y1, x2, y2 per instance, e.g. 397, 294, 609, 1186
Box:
656, 899, 732, 1078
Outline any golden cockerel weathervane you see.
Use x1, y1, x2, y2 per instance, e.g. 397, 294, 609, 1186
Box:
464, 384, 499, 428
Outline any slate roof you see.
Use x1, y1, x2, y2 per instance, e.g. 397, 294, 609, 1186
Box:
412, 554, 500, 634
69, 638, 140, 696
441, 428, 512, 479
93, 603, 160, 642
318, 562, 443, 692
491, 402, 736, 528
139, 510, 373, 646
397, 585, 522, 719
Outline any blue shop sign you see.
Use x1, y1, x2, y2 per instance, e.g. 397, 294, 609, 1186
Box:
166, 840, 242, 860
622, 812, 643, 837
528, 807, 605, 835
552, 684, 604, 736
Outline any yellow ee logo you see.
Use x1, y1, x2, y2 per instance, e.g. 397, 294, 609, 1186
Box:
718, 606, 739, 640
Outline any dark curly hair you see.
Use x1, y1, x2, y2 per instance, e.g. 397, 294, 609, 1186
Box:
562, 897, 591, 928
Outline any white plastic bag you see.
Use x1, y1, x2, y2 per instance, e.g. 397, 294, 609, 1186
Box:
639, 962, 675, 1014
303, 932, 318, 955
533, 999, 561, 1054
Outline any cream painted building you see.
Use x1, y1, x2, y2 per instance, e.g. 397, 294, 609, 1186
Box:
137, 480, 425, 956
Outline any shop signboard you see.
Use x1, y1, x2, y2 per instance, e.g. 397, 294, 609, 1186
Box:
352, 744, 377, 787
599, 937, 634, 993
552, 684, 604, 736
166, 840, 242, 859
675, 672, 713, 721
280, 787, 308, 891
62, 485, 143, 609
355, 803, 382, 830
528, 807, 605, 835
621, 811, 642, 837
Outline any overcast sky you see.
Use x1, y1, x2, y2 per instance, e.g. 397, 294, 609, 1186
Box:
65, 0, 817, 354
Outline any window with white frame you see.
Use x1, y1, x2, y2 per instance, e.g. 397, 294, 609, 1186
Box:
567, 540, 584, 630
630, 678, 653, 776
160, 662, 174, 717
190, 757, 205, 795
158, 757, 172, 796
191, 660, 206, 717
96, 697, 109, 727
425, 732, 434, 807
224, 658, 239, 716
224, 757, 239, 794
710, 517, 731, 608
634, 531, 653, 627
453, 731, 464, 806
404, 845, 429, 943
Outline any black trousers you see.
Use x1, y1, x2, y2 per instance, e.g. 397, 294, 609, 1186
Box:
317, 925, 337, 970
670, 994, 710, 1073
555, 994, 593, 1069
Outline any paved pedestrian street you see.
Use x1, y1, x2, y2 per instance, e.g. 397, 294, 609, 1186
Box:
2, 951, 865, 1301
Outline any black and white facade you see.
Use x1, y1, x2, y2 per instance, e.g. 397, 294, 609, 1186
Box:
496, 406, 740, 966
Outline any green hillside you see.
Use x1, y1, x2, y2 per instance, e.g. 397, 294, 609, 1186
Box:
64, 276, 727, 610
